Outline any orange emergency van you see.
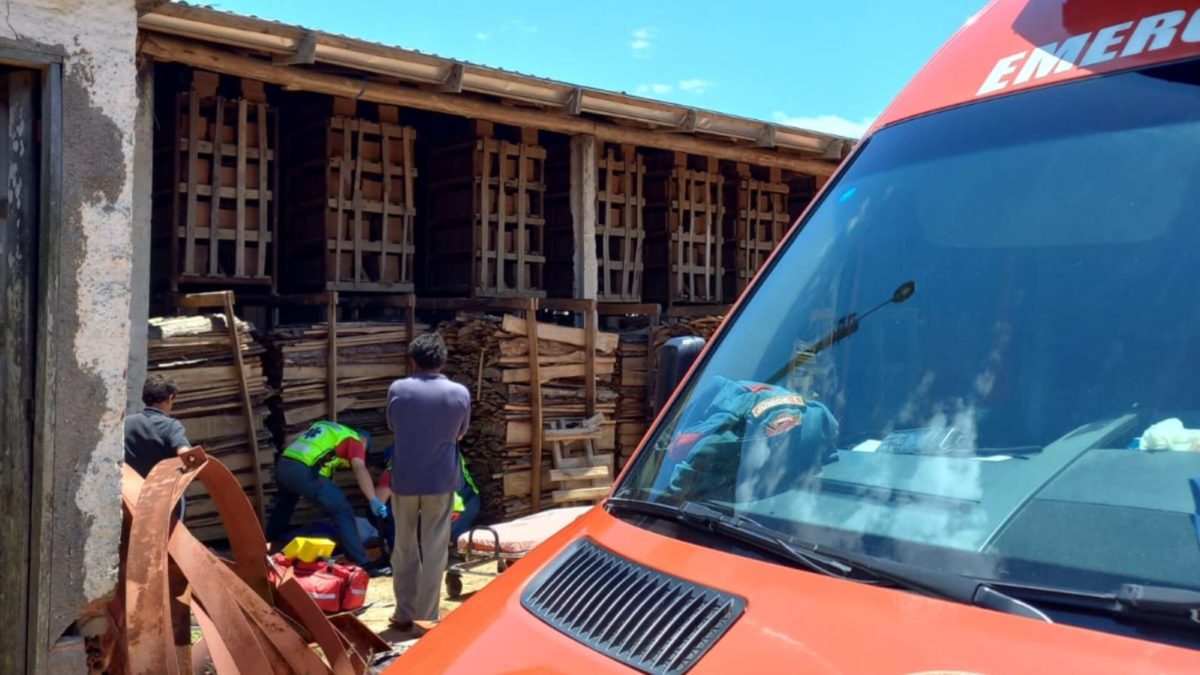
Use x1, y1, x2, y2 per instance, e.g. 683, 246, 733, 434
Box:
398, 1, 1200, 671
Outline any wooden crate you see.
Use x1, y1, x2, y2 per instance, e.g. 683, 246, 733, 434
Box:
644, 153, 725, 305
725, 164, 791, 297
166, 71, 278, 289
597, 144, 646, 302
284, 99, 417, 293
426, 124, 547, 297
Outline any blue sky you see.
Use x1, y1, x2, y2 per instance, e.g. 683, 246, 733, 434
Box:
206, 1, 985, 138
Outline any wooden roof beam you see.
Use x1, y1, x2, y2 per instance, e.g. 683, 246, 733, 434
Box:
272, 30, 316, 65
139, 34, 838, 177
440, 63, 464, 93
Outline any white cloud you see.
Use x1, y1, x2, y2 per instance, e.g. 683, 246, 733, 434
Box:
635, 83, 673, 96
678, 78, 713, 94
631, 27, 653, 56
475, 32, 489, 40
771, 112, 875, 139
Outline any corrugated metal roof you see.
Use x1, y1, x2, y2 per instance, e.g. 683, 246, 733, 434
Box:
141, 2, 852, 166
175, 2, 587, 87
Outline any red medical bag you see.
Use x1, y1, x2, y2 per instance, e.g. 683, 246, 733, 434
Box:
269, 553, 369, 612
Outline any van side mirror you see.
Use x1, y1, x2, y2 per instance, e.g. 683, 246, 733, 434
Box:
653, 336, 706, 415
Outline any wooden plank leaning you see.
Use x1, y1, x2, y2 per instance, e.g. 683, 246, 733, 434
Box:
526, 297, 543, 513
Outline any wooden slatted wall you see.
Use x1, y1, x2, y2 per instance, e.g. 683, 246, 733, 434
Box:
427, 123, 547, 298
725, 164, 791, 297
284, 99, 417, 293
167, 71, 277, 290
597, 144, 646, 302
644, 152, 725, 306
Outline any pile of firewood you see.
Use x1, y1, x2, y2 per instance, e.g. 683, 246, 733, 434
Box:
440, 312, 619, 521
146, 314, 273, 542
262, 320, 428, 523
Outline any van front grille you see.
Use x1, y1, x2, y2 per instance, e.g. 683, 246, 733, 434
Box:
520, 538, 745, 674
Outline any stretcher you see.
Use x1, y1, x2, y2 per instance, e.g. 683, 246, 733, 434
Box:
446, 506, 591, 598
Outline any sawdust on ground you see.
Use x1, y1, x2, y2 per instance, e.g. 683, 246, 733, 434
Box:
359, 562, 499, 654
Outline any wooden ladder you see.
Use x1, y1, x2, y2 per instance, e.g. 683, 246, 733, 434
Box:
546, 414, 612, 506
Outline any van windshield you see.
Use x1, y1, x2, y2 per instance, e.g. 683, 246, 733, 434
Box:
614, 59, 1200, 604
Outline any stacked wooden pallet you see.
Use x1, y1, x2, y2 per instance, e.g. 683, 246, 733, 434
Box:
597, 144, 647, 302
426, 122, 548, 298
283, 98, 417, 293
615, 328, 650, 467
146, 314, 273, 542
439, 312, 619, 520
725, 164, 791, 298
644, 152, 726, 306
155, 69, 278, 291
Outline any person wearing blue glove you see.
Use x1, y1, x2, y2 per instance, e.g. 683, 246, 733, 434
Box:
370, 496, 389, 520
265, 420, 390, 573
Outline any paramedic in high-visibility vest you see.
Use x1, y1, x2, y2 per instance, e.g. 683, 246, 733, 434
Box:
265, 420, 390, 572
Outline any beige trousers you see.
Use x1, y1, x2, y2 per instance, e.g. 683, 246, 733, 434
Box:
390, 492, 454, 623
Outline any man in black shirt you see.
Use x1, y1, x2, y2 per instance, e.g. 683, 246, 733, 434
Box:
124, 374, 191, 480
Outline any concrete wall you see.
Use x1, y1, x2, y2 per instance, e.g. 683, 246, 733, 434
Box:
4, 0, 141, 669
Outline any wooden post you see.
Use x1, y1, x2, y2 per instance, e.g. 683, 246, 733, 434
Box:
327, 291, 339, 422
208, 98, 225, 276
478, 138, 492, 294
257, 103, 270, 284
334, 123, 350, 287
570, 135, 598, 300
352, 123, 366, 286
584, 300, 597, 417
234, 99, 248, 277
526, 297, 544, 513
220, 291, 267, 522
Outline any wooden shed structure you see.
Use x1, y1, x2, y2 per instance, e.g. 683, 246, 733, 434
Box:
139, 2, 847, 309
133, 2, 850, 537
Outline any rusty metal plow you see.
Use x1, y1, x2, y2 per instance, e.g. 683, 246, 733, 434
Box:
110, 447, 388, 674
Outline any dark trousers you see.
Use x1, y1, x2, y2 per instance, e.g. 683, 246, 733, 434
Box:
265, 457, 369, 565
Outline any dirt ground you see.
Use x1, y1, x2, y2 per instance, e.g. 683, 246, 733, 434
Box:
359, 562, 499, 653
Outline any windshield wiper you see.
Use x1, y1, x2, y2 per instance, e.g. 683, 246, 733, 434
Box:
606, 497, 855, 578
607, 496, 1051, 623
989, 582, 1200, 626
801, 543, 1052, 623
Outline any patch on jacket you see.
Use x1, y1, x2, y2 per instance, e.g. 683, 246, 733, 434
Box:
764, 411, 802, 436
751, 394, 805, 418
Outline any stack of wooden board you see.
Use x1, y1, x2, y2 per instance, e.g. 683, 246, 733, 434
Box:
644, 152, 726, 307
155, 69, 278, 291
596, 144, 647, 302
262, 320, 428, 525
283, 97, 417, 293
146, 314, 273, 542
426, 122, 548, 298
724, 164, 791, 298
615, 328, 650, 467
439, 312, 619, 520
264, 320, 429, 448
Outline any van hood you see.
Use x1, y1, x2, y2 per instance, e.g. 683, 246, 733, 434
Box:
396, 506, 1199, 674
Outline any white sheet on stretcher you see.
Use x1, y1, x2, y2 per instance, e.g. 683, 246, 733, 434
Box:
457, 506, 591, 556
